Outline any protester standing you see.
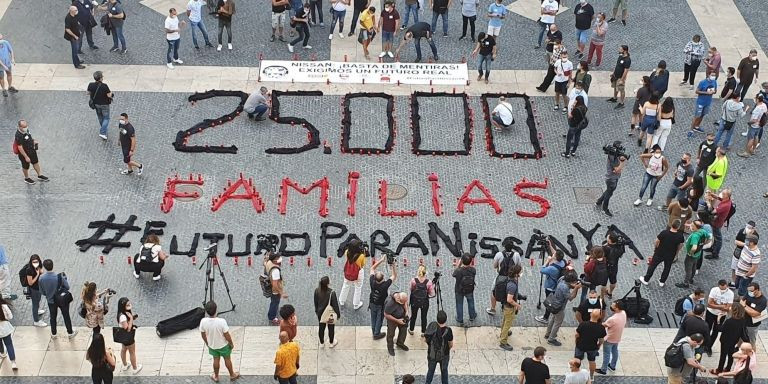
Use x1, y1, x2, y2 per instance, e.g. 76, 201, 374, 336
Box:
429, 0, 450, 37
703, 280, 733, 355
308, 0, 324, 27
38, 259, 77, 338
384, 292, 410, 356
553, 49, 573, 114
104, 0, 127, 54
453, 254, 477, 326
735, 237, 761, 298
369, 256, 395, 339
596, 300, 625, 374
187, 0, 214, 49
424, 310, 453, 384
704, 47, 722, 79
730, 222, 759, 288
87, 333, 116, 384
535, 38, 566, 92
115, 297, 142, 374
0, 246, 15, 300
328, 0, 349, 40
165, 8, 186, 69
499, 265, 523, 350
628, 76, 651, 139
87, 71, 112, 140
458, 0, 478, 41
377, 2, 400, 58
314, 276, 340, 347
586, 13, 606, 67
200, 301, 240, 382
634, 144, 669, 206
563, 94, 588, 158
715, 92, 748, 150
264, 253, 285, 325
279, 305, 297, 342
639, 220, 685, 287
676, 220, 707, 288
738, 94, 766, 158
472, 33, 497, 83
681, 35, 705, 90
348, 0, 370, 37
713, 304, 747, 374
543, 273, 581, 346
717, 342, 757, 381
650, 60, 670, 97
274, 331, 300, 384
0, 34, 17, 96
689, 73, 718, 134
64, 6, 85, 69
0, 294, 17, 370
486, 0, 507, 40
536, 0, 558, 49
573, 0, 594, 59
607, 0, 628, 25
519, 347, 550, 384
735, 49, 760, 101
652, 97, 675, 150
357, 6, 375, 59
73, 0, 99, 53
118, 113, 144, 175
339, 239, 367, 310
575, 310, 605, 378
409, 265, 434, 336
606, 45, 630, 109
638, 93, 660, 150
24, 254, 46, 327
216, 0, 235, 51
487, 239, 521, 315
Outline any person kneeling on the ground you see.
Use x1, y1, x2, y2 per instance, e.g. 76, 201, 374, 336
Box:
133, 234, 168, 281
491, 96, 515, 131
244, 87, 270, 121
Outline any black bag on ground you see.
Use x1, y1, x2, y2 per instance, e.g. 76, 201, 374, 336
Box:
155, 307, 205, 338
621, 297, 650, 318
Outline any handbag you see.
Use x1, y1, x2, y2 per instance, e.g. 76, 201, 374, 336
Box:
54, 274, 74, 307
319, 291, 337, 324
734, 356, 753, 384
112, 325, 136, 345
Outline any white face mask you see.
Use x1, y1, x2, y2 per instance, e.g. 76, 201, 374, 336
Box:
709, 76, 717, 81
119, 119, 126, 125
32, 262, 40, 269
654, 153, 662, 158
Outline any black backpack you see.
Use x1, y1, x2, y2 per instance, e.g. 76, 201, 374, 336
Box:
459, 273, 475, 294
591, 260, 609, 286
493, 276, 511, 303
137, 245, 153, 263
411, 278, 429, 308
18, 265, 29, 288
426, 321, 447, 362
664, 340, 688, 369
674, 296, 693, 316
725, 203, 736, 229
498, 251, 517, 276
259, 266, 278, 298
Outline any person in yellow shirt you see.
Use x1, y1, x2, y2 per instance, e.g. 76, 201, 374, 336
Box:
274, 331, 300, 384
706, 148, 728, 191
358, 6, 376, 59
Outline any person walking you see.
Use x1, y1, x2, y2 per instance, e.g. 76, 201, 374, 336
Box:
38, 259, 77, 339
0, 294, 17, 371
472, 32, 496, 83
535, 37, 565, 92
81, 282, 112, 334
429, 0, 450, 37
712, 303, 747, 374
274, 331, 300, 384
652, 97, 675, 150
634, 144, 669, 206
288, 3, 311, 53
133, 234, 168, 281
115, 297, 142, 374
118, 113, 144, 175
384, 292, 410, 356
165, 8, 185, 69
377, 1, 400, 58
681, 35, 705, 90
595, 300, 625, 374
536, 0, 558, 49
23, 254, 46, 327
328, 0, 349, 40
314, 276, 340, 348
639, 220, 685, 287
339, 239, 367, 310
64, 6, 86, 69
103, 0, 127, 54
715, 92, 749, 151
606, 45, 630, 109
0, 246, 16, 301
650, 60, 670, 97
586, 12, 606, 67
543, 273, 581, 346
0, 33, 18, 96
424, 310, 453, 384
87, 333, 116, 384
499, 264, 522, 351
458, 0, 478, 42
519, 347, 550, 384
395, 22, 439, 63
563, 94, 588, 158
369, 256, 396, 339
14, 120, 50, 185
187, 0, 214, 49
408, 265, 434, 336
73, 0, 99, 53
264, 252, 285, 325
452, 254, 477, 327
216, 0, 235, 51
200, 301, 240, 382
735, 49, 759, 101
87, 71, 112, 140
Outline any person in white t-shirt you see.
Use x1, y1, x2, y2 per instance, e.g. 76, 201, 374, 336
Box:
187, 0, 214, 48
491, 96, 515, 131
565, 358, 591, 384
132, 235, 169, 281
165, 8, 186, 69
553, 50, 573, 114
536, 0, 559, 49
200, 301, 240, 382
704, 279, 733, 355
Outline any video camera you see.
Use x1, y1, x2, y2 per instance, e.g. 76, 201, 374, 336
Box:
256, 234, 279, 254
106, 288, 117, 296
602, 141, 630, 160
432, 271, 442, 285
532, 229, 549, 246
385, 251, 397, 266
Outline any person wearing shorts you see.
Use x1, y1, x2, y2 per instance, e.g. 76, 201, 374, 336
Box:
377, 1, 399, 58
486, 0, 507, 39
271, 0, 290, 42
572, 0, 594, 57
118, 113, 144, 176
552, 50, 573, 114
199, 301, 240, 382
575, 311, 605, 378
608, 0, 628, 25
14, 119, 49, 185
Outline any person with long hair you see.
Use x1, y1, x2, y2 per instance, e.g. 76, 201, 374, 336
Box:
634, 144, 669, 207
134, 234, 169, 281
563, 95, 588, 158
81, 282, 112, 334
652, 97, 676, 151
115, 297, 142, 374
0, 293, 17, 370
314, 276, 341, 347
24, 254, 46, 327
639, 94, 661, 150
339, 239, 367, 310
629, 76, 652, 137
408, 264, 434, 336
649, 60, 670, 98
86, 333, 116, 384
713, 302, 748, 374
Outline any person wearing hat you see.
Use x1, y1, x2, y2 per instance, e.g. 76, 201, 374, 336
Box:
264, 253, 286, 325
634, 144, 669, 207
735, 236, 761, 297
86, 71, 113, 140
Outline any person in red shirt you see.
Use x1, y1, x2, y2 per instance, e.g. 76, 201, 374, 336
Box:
377, 1, 400, 58
705, 189, 732, 261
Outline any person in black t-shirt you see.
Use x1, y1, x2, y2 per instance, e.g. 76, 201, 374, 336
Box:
117, 113, 144, 176
395, 22, 438, 62
14, 120, 49, 185
64, 6, 85, 69
607, 45, 631, 109
694, 133, 717, 177
424, 310, 454, 384
742, 282, 767, 349
452, 254, 477, 326
519, 346, 550, 384
369, 256, 396, 339
640, 220, 685, 286
573, 0, 594, 58
575, 310, 606, 377
348, 0, 370, 36
87, 71, 113, 140
574, 290, 605, 323
472, 33, 497, 83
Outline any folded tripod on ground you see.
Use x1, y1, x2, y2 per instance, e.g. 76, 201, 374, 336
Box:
619, 279, 653, 325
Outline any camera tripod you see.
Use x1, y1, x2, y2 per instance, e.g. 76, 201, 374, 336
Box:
533, 241, 549, 310
431, 273, 444, 313
200, 243, 236, 314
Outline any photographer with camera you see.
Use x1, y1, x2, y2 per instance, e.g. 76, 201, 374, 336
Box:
409, 265, 434, 336
80, 282, 114, 334
487, 239, 522, 316
596, 141, 628, 217
452, 253, 477, 326
498, 264, 522, 351
339, 239, 368, 310
133, 234, 169, 281
543, 270, 581, 346
384, 291, 410, 356
534, 246, 568, 324
369, 256, 397, 339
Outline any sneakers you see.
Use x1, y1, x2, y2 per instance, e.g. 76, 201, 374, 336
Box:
602, 209, 613, 217
329, 34, 333, 40
614, 103, 625, 109
132, 364, 143, 375
633, 198, 642, 206
319, 342, 325, 348
741, 131, 749, 137
271, 318, 280, 326
553, 105, 559, 111
737, 151, 752, 158
0, 352, 7, 358
24, 178, 35, 185
658, 280, 665, 287
110, 47, 120, 52
500, 343, 514, 351
121, 364, 131, 372
137, 164, 144, 176
606, 97, 617, 103
534, 315, 547, 324
303, 45, 312, 49
133, 271, 140, 279
121, 169, 133, 175
595, 369, 608, 375
675, 282, 690, 288
486, 308, 496, 316
379, 52, 387, 58
386, 51, 394, 58
646, 199, 653, 206
691, 127, 705, 134
152, 275, 162, 281
38, 308, 46, 315
547, 339, 562, 346
173, 59, 184, 64
353, 302, 363, 310
339, 33, 344, 38
99, 134, 108, 140
638, 276, 649, 285
217, 44, 222, 51
68, 330, 79, 339
11, 361, 17, 370
329, 339, 338, 348
228, 43, 233, 50
408, 329, 414, 335
606, 18, 616, 23
33, 320, 47, 328
120, 49, 128, 54
288, 44, 294, 53
271, 35, 276, 42
166, 63, 174, 69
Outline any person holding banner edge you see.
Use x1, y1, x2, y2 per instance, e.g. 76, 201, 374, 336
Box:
395, 21, 438, 63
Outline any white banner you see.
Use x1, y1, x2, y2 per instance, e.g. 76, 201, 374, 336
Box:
259, 60, 468, 85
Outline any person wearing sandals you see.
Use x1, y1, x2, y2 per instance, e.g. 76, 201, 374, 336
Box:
86, 333, 116, 384
0, 294, 17, 371
638, 93, 661, 150
115, 297, 142, 375
200, 301, 240, 382
314, 276, 341, 348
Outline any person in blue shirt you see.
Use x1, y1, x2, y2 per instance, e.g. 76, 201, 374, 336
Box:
690, 74, 718, 133
0, 245, 17, 300
534, 248, 568, 324
680, 287, 706, 323
486, 0, 507, 39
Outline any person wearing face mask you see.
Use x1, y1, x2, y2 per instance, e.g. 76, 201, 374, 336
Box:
680, 35, 705, 90
595, 300, 625, 375
652, 97, 675, 150
553, 50, 573, 114
634, 144, 669, 207
715, 91, 748, 151
738, 94, 767, 158
704, 148, 727, 192
101, 0, 127, 54
694, 132, 717, 178
659, 153, 693, 212
586, 12, 606, 67
115, 297, 142, 374
730, 221, 758, 288
164, 8, 186, 69
689, 73, 718, 134
740, 282, 766, 350
23, 255, 47, 327
676, 220, 708, 288
574, 309, 605, 378
117, 113, 144, 175
637, 91, 660, 150
14, 120, 49, 185
704, 47, 721, 80
704, 188, 732, 261
64, 6, 86, 69
377, 1, 400, 59
535, 37, 565, 93
735, 237, 761, 297
703, 280, 733, 356
563, 93, 587, 158
639, 220, 684, 287
486, 0, 507, 41
573, 62, 591, 94
574, 290, 605, 324
735, 49, 760, 102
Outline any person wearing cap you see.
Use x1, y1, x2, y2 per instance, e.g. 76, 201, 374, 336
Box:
86, 71, 113, 140
490, 96, 515, 131
735, 49, 760, 102
734, 236, 761, 297
634, 144, 669, 207
264, 253, 286, 325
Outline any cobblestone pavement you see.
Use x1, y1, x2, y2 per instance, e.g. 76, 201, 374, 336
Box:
0, 0, 708, 70
734, 0, 768, 57
2, 89, 767, 329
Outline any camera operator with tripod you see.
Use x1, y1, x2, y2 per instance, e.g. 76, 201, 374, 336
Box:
596, 141, 629, 217
369, 255, 397, 339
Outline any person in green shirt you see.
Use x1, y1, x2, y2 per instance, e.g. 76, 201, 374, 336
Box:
677, 220, 708, 288
706, 148, 728, 191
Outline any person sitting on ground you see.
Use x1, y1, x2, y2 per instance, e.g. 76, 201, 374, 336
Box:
491, 96, 515, 131
717, 342, 757, 380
